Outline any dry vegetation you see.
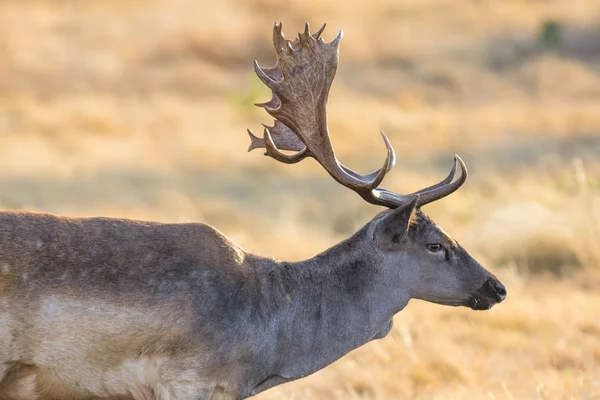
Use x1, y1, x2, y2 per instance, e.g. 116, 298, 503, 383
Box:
0, 0, 599, 398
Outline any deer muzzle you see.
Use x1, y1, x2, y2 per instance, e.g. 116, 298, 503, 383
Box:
468, 277, 507, 310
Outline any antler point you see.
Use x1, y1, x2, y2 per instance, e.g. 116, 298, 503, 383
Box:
253, 60, 282, 91
328, 30, 343, 48
455, 154, 468, 176
247, 128, 263, 152
313, 23, 326, 40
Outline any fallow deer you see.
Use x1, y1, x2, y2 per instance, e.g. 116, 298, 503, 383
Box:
0, 23, 506, 400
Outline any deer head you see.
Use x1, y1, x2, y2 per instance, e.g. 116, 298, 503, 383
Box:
248, 23, 506, 311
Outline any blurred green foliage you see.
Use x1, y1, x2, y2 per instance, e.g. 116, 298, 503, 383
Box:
538, 19, 562, 50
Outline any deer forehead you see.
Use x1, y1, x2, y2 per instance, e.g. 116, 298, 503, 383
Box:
425, 224, 458, 248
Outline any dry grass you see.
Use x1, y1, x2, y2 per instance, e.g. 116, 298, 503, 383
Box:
0, 0, 599, 398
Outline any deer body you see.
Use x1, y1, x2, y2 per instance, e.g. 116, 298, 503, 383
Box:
0, 23, 507, 400
0, 211, 413, 399
0, 211, 262, 399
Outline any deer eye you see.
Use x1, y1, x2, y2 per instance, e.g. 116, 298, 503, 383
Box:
426, 243, 443, 253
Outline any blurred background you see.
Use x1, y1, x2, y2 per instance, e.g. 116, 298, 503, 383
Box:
0, 0, 599, 398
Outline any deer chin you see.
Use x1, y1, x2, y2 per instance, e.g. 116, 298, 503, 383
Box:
426, 298, 471, 307
467, 295, 497, 311
427, 297, 496, 310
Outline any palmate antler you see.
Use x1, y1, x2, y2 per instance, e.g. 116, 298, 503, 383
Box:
248, 22, 467, 208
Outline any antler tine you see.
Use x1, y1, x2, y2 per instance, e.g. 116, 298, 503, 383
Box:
254, 92, 281, 112
288, 23, 327, 51
312, 131, 396, 181
370, 156, 467, 208
360, 133, 394, 190
273, 22, 288, 55
253, 60, 282, 93
298, 22, 312, 48
248, 23, 468, 209
313, 23, 326, 40
246, 121, 306, 153
329, 29, 343, 48
412, 156, 457, 195
413, 155, 467, 206
247, 129, 263, 152
263, 128, 310, 164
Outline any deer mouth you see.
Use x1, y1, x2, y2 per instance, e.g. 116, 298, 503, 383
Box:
433, 297, 496, 310
467, 295, 496, 310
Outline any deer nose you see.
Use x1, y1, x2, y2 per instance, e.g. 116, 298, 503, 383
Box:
487, 278, 507, 302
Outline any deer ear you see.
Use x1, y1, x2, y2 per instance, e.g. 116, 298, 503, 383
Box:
375, 195, 419, 243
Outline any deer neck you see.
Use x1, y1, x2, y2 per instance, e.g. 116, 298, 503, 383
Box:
258, 226, 409, 381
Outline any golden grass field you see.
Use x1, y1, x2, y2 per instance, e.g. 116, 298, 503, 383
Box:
1, 0, 600, 398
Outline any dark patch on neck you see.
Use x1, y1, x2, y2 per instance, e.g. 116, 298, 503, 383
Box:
334, 258, 373, 296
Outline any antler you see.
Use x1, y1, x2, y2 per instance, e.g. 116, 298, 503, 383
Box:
248, 22, 467, 208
